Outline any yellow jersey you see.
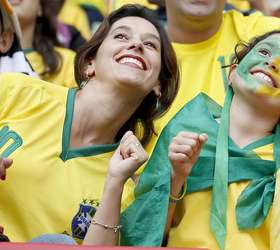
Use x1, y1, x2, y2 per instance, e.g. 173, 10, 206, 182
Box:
0, 73, 134, 242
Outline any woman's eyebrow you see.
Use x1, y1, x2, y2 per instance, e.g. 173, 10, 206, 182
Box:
110, 25, 131, 34
110, 25, 160, 42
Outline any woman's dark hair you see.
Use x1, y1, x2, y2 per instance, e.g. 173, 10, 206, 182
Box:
74, 4, 179, 146
33, 0, 62, 76
232, 30, 280, 65
0, 9, 3, 34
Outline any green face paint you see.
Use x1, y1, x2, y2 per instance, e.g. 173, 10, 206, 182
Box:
236, 35, 280, 97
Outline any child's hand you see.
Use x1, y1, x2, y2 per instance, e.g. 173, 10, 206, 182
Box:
168, 131, 208, 179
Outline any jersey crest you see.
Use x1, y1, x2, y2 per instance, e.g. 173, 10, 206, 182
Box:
71, 199, 99, 240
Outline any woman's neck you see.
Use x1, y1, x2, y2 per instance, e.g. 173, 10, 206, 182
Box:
229, 95, 278, 148
70, 80, 143, 148
21, 23, 36, 49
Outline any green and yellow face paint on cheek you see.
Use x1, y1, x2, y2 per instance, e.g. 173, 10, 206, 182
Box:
236, 35, 280, 97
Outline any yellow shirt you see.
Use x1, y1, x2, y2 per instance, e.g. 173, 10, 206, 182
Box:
25, 47, 77, 88
58, 1, 91, 40
0, 73, 134, 242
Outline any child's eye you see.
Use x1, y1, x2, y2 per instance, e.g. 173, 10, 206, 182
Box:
258, 48, 271, 57
144, 42, 157, 49
114, 33, 128, 40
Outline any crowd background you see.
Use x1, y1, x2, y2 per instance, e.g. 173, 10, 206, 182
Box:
14, 0, 280, 87
5, 0, 280, 88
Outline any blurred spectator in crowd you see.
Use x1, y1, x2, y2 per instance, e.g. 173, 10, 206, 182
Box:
58, 0, 91, 40
227, 0, 251, 12
0, 225, 9, 242
0, 0, 35, 75
108, 0, 158, 12
250, 0, 280, 17
107, 0, 167, 26
66, 0, 104, 33
10, 0, 77, 87
148, 0, 166, 23
55, 0, 87, 51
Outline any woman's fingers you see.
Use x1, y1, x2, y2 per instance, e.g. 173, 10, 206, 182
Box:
120, 131, 147, 162
0, 157, 13, 181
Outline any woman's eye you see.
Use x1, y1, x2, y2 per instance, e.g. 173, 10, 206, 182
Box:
144, 42, 157, 49
114, 33, 128, 40
258, 48, 271, 57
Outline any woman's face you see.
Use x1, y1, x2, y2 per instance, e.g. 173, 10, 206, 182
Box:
89, 16, 162, 96
231, 34, 280, 110
9, 0, 41, 26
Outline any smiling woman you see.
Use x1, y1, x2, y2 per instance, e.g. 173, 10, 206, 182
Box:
74, 5, 179, 147
0, 4, 179, 245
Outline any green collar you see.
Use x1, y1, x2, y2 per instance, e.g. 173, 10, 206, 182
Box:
60, 88, 118, 161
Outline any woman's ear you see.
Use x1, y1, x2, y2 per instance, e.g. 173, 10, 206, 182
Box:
228, 64, 237, 86
152, 83, 161, 97
84, 59, 96, 78
0, 30, 14, 54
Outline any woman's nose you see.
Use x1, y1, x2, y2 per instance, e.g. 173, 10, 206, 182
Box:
128, 41, 144, 52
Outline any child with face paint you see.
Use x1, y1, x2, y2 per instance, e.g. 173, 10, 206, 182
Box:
120, 30, 280, 250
